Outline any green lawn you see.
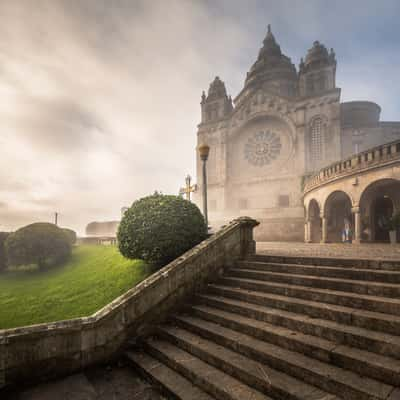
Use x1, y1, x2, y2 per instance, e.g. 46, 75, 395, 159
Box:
0, 245, 150, 329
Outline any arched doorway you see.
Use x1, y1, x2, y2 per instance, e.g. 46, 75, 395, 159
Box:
359, 179, 400, 242
373, 196, 393, 242
324, 191, 353, 242
308, 199, 321, 242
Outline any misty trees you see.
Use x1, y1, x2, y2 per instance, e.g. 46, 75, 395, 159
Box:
0, 232, 10, 272
5, 223, 72, 270
118, 193, 207, 267
62, 228, 77, 245
86, 221, 119, 237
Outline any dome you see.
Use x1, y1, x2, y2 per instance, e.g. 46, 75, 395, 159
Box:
301, 41, 336, 73
244, 25, 297, 94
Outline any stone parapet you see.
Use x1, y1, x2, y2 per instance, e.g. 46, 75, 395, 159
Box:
0, 217, 259, 390
304, 139, 400, 193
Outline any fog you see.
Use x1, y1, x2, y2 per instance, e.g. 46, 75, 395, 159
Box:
0, 0, 399, 234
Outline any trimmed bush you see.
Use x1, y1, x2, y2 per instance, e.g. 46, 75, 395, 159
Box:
5, 223, 72, 270
0, 232, 10, 272
118, 194, 207, 267
62, 228, 77, 245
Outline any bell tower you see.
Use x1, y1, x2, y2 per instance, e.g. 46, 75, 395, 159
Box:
299, 41, 337, 97
200, 76, 233, 124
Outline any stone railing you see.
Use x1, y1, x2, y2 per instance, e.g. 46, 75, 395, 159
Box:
304, 139, 400, 193
0, 217, 259, 390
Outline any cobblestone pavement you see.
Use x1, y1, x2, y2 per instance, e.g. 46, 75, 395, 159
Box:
257, 241, 400, 261
4, 363, 165, 400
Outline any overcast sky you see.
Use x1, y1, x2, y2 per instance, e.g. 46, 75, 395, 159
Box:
0, 0, 399, 234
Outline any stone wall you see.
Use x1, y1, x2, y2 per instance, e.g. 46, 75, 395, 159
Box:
0, 217, 258, 390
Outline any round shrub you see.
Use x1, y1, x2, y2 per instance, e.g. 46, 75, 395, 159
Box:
118, 194, 207, 267
0, 232, 10, 272
5, 223, 72, 270
62, 228, 77, 245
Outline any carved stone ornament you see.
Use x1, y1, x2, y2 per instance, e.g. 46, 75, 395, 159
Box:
244, 130, 282, 166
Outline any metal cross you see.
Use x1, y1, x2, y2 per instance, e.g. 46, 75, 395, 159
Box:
179, 174, 197, 201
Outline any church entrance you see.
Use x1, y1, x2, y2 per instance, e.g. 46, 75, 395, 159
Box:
372, 196, 393, 242
324, 191, 353, 243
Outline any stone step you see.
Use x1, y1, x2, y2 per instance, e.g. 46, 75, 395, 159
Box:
126, 351, 216, 400
250, 254, 400, 271
208, 281, 400, 334
171, 314, 395, 400
227, 268, 400, 298
142, 338, 272, 400
187, 304, 400, 386
196, 293, 400, 366
237, 260, 400, 283
158, 324, 341, 400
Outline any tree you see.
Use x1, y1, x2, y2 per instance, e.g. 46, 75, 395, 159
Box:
5, 223, 72, 270
62, 228, 77, 245
118, 194, 207, 267
0, 232, 10, 271
85, 221, 119, 236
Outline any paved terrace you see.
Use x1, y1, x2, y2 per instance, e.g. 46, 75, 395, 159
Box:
257, 241, 400, 261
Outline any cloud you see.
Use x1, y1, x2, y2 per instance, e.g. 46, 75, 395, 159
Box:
0, 0, 398, 234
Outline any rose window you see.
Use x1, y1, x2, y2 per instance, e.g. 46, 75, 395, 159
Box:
244, 130, 282, 166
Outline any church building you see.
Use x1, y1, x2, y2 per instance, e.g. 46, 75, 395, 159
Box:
195, 26, 400, 241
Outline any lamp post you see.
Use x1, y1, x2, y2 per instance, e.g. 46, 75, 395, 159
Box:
198, 144, 210, 228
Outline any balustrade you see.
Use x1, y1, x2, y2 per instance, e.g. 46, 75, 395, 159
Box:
304, 139, 400, 192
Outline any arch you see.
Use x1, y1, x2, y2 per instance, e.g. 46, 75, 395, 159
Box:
359, 178, 400, 242
323, 189, 354, 216
323, 190, 353, 243
231, 111, 297, 141
308, 199, 322, 242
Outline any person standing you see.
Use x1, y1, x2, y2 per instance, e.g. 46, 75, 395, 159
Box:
342, 217, 352, 243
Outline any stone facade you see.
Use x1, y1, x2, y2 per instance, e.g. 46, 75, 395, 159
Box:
195, 26, 400, 241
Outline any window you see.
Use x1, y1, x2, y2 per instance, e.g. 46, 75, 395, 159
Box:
278, 195, 290, 207
310, 117, 323, 167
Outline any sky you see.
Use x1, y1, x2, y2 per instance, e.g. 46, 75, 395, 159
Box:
0, 0, 399, 234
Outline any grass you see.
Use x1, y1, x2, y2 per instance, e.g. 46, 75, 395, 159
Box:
0, 245, 150, 329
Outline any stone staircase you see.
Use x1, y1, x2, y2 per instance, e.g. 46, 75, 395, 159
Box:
126, 254, 400, 400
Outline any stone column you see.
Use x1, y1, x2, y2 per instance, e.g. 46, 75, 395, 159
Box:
305, 221, 312, 243
352, 206, 361, 244
321, 215, 328, 243
304, 222, 309, 243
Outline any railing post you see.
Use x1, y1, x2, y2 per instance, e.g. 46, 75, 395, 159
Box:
235, 217, 260, 258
